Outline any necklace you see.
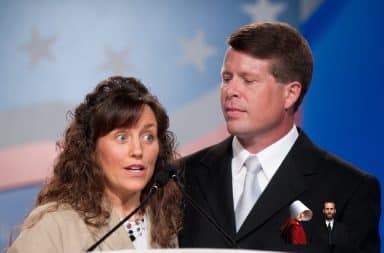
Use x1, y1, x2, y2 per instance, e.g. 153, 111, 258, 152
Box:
124, 217, 145, 242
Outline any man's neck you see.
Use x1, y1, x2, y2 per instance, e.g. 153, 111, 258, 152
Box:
238, 123, 295, 154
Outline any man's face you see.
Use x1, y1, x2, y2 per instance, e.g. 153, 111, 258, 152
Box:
323, 202, 336, 220
220, 48, 297, 149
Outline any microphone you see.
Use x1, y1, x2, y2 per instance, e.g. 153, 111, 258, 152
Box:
166, 165, 239, 248
86, 168, 171, 251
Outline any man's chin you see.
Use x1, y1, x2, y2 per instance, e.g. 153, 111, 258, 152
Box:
226, 125, 242, 136
225, 120, 247, 134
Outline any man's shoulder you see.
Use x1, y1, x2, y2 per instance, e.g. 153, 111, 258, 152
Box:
297, 129, 377, 181
318, 149, 378, 185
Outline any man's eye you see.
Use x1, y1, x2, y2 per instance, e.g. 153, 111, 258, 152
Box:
221, 74, 232, 83
244, 79, 255, 85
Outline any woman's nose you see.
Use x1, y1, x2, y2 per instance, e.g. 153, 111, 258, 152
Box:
130, 138, 143, 158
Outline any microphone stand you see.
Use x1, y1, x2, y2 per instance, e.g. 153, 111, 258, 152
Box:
170, 172, 239, 248
86, 185, 159, 252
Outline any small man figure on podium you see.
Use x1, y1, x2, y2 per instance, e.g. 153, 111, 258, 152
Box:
322, 201, 349, 247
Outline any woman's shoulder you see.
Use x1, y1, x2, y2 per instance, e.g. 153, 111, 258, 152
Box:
30, 202, 73, 212
7, 203, 92, 253
27, 202, 81, 224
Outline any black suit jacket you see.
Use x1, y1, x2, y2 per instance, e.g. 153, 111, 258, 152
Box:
178, 129, 381, 253
316, 221, 349, 246
311, 221, 351, 253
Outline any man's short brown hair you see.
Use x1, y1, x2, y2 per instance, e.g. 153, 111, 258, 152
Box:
228, 22, 313, 112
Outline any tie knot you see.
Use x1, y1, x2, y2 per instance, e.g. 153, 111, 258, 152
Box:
245, 156, 262, 174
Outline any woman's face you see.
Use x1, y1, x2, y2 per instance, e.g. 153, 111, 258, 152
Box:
96, 105, 159, 203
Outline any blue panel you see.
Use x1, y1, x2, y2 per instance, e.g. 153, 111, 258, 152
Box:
302, 0, 384, 248
0, 185, 41, 250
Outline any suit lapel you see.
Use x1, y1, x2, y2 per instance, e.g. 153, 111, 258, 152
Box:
237, 130, 320, 240
191, 130, 322, 242
196, 137, 237, 236
237, 155, 307, 238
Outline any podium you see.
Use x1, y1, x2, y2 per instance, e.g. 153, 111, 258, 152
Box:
93, 249, 291, 253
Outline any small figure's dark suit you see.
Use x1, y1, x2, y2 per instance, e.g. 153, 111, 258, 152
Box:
178, 128, 381, 253
319, 221, 349, 246
311, 220, 350, 253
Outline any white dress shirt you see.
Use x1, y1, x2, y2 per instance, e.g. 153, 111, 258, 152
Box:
231, 125, 299, 210
326, 219, 334, 229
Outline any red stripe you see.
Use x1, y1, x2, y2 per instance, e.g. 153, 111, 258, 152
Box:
0, 111, 300, 190
0, 141, 57, 190
178, 124, 229, 156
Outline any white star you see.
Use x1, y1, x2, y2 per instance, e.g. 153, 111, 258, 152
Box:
100, 48, 134, 75
19, 27, 56, 67
241, 0, 287, 22
299, 0, 323, 22
179, 30, 217, 72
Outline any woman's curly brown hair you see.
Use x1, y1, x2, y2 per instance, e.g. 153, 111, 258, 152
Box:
29, 76, 182, 247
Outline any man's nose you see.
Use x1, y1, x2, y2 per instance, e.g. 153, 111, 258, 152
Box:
222, 79, 240, 98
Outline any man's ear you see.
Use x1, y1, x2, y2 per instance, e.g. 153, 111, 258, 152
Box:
284, 81, 302, 110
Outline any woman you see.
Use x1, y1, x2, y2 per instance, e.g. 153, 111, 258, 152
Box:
7, 76, 182, 252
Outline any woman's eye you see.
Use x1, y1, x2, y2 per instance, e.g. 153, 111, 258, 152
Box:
116, 134, 126, 142
143, 134, 155, 142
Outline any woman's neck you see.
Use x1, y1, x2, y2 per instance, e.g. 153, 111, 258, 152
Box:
104, 189, 142, 219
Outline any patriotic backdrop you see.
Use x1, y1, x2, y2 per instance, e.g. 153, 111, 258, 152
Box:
0, 0, 383, 251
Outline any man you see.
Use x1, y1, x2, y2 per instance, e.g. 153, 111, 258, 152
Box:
323, 202, 338, 244
314, 201, 349, 251
178, 22, 380, 253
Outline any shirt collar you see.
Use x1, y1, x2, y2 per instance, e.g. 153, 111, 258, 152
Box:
232, 136, 250, 174
232, 125, 299, 179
